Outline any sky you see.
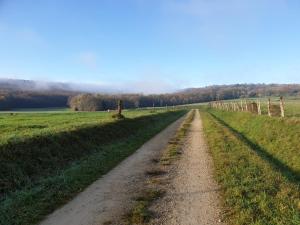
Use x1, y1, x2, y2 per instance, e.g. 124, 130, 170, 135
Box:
0, 0, 300, 93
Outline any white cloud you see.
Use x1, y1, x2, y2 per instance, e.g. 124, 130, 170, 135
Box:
68, 79, 179, 94
0, 23, 46, 46
53, 64, 185, 94
122, 65, 187, 94
121, 79, 177, 94
17, 27, 45, 44
162, 0, 288, 48
165, 0, 287, 17
77, 51, 98, 69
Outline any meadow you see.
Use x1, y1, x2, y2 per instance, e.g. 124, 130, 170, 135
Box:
201, 105, 300, 225
0, 108, 187, 225
0, 109, 168, 145
1, 98, 299, 225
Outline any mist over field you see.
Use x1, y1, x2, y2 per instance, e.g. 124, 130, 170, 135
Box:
0, 78, 181, 94
0, 78, 299, 111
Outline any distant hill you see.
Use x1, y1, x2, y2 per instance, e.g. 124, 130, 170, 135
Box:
0, 79, 77, 110
0, 79, 299, 110
0, 78, 72, 92
178, 84, 300, 98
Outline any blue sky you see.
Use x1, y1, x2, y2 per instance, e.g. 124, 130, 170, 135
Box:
0, 0, 300, 93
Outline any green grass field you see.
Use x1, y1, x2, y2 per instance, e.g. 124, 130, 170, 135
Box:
0, 109, 168, 145
201, 108, 300, 225
0, 107, 70, 112
0, 108, 187, 225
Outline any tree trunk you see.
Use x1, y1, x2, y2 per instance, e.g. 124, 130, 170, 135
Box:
118, 100, 123, 115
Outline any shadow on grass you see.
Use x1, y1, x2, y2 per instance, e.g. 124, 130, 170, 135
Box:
0, 110, 186, 197
209, 112, 300, 185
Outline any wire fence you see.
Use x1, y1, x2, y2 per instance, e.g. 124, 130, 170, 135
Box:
209, 97, 285, 117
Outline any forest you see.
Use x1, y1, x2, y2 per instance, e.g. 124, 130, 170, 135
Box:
1, 82, 300, 110
68, 84, 300, 111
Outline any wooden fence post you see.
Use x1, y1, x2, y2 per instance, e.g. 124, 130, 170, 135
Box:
240, 100, 244, 111
268, 98, 271, 117
280, 96, 285, 118
257, 100, 261, 115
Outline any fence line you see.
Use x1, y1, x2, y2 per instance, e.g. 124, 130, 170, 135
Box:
208, 97, 285, 118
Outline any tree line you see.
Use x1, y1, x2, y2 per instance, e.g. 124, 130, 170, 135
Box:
1, 83, 299, 111
0, 91, 72, 110
68, 84, 300, 111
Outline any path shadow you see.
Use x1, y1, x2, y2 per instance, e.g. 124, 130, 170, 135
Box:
209, 112, 300, 185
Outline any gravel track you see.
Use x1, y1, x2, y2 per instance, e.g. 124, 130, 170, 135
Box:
39, 115, 186, 225
39, 110, 224, 225
150, 110, 225, 225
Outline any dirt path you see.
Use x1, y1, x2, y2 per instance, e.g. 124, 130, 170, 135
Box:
39, 115, 186, 225
150, 109, 224, 225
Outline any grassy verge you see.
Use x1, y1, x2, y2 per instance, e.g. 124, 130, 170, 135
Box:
201, 109, 300, 225
209, 109, 300, 177
124, 109, 196, 224
124, 189, 165, 225
0, 110, 186, 225
161, 109, 196, 164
